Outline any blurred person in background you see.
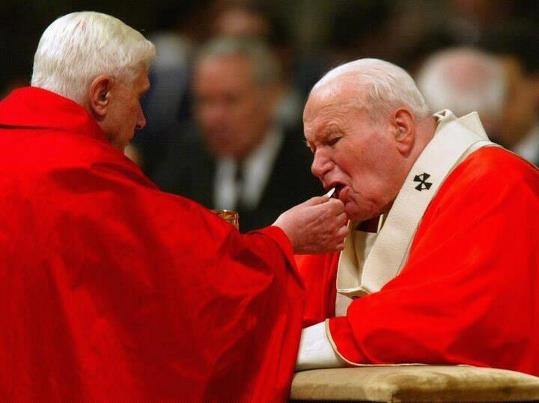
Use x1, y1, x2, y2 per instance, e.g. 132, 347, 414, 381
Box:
0, 11, 349, 401
481, 23, 539, 166
416, 47, 506, 136
131, 0, 213, 174
211, 0, 304, 131
153, 36, 321, 231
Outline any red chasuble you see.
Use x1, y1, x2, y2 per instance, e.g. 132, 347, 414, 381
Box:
0, 87, 304, 401
298, 147, 539, 376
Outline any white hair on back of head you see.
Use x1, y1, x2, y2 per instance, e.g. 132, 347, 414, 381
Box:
416, 47, 506, 118
313, 58, 430, 122
31, 11, 155, 104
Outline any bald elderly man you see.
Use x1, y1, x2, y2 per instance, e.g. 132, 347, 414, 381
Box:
296, 58, 539, 377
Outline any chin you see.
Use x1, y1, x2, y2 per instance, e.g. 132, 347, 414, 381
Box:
347, 207, 379, 223
347, 211, 368, 222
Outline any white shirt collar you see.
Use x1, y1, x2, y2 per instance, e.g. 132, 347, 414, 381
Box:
214, 127, 284, 210
513, 122, 539, 164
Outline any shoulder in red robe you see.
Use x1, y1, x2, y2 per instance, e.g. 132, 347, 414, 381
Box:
0, 87, 304, 401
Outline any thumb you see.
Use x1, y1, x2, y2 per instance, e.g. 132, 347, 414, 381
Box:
303, 195, 331, 207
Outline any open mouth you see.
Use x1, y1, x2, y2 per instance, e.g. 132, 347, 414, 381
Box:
335, 184, 345, 198
326, 183, 345, 199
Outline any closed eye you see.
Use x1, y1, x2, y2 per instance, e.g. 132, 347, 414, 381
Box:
327, 137, 341, 146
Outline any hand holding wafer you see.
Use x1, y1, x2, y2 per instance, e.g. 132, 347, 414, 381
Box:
273, 190, 349, 254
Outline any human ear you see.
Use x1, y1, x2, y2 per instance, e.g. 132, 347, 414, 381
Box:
392, 108, 415, 155
88, 75, 114, 120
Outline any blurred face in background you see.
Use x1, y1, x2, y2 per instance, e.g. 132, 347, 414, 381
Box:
193, 54, 277, 160
495, 57, 538, 147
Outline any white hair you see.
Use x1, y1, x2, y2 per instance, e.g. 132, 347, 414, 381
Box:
31, 11, 155, 104
313, 58, 430, 122
416, 47, 506, 119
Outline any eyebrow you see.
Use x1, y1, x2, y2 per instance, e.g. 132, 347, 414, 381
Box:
305, 125, 337, 150
317, 127, 341, 145
323, 124, 342, 136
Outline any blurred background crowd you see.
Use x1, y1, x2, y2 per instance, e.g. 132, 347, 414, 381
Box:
1, 0, 538, 231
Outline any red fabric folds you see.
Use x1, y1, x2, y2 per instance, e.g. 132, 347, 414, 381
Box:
299, 147, 539, 376
0, 87, 304, 401
295, 253, 338, 328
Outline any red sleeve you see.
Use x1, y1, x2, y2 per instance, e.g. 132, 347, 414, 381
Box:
328, 148, 539, 376
258, 225, 295, 257
0, 138, 305, 401
295, 252, 339, 327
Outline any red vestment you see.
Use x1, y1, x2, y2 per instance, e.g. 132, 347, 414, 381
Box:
298, 147, 539, 376
0, 87, 304, 401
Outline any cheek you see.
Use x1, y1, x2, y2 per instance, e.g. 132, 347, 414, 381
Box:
234, 99, 255, 119
337, 151, 363, 182
196, 107, 213, 127
346, 167, 386, 205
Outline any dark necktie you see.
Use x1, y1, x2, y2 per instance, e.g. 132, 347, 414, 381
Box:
235, 161, 246, 211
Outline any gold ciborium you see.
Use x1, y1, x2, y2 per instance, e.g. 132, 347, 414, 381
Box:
211, 209, 239, 229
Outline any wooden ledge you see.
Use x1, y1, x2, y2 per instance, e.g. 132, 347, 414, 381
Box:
291, 365, 539, 402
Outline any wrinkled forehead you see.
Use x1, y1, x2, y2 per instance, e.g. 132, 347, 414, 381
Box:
303, 87, 366, 147
304, 78, 364, 124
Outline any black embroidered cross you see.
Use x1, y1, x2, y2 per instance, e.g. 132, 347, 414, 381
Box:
413, 173, 432, 191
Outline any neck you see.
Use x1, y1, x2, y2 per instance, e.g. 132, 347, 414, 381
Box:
397, 116, 437, 186
413, 116, 437, 156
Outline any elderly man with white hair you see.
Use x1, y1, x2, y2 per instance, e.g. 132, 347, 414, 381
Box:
0, 12, 349, 401
296, 58, 539, 377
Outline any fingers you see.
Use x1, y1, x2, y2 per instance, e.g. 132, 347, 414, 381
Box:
326, 197, 345, 211
326, 212, 349, 251
310, 197, 344, 216
302, 195, 331, 206
335, 211, 348, 226
276, 195, 349, 254
337, 221, 350, 238
301, 195, 345, 218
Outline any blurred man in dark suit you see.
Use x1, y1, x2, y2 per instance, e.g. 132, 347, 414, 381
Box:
154, 36, 321, 231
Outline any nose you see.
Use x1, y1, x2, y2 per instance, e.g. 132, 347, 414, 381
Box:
311, 148, 333, 180
136, 107, 146, 130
